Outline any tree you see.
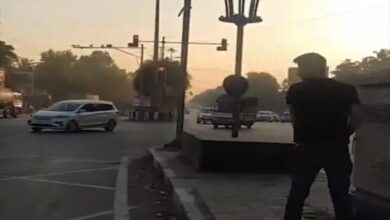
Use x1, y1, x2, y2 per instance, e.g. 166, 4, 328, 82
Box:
0, 41, 18, 68
245, 72, 285, 112
72, 51, 135, 106
132, 60, 191, 111
34, 50, 77, 101
333, 49, 390, 84
17, 58, 35, 71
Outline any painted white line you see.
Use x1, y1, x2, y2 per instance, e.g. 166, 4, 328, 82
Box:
66, 210, 114, 220
67, 207, 138, 220
0, 155, 118, 164
0, 167, 118, 182
17, 178, 115, 191
0, 154, 39, 159
114, 156, 130, 220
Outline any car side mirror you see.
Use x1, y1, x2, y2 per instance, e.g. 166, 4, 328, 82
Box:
78, 109, 87, 113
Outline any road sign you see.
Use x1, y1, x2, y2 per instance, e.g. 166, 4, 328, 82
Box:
223, 75, 249, 97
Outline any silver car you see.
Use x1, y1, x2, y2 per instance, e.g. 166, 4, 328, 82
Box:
28, 100, 119, 132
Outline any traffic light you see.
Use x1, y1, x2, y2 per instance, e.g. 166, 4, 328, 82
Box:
158, 67, 166, 83
217, 38, 227, 51
128, 35, 139, 48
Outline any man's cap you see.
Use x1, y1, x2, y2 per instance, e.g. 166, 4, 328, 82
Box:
293, 53, 327, 67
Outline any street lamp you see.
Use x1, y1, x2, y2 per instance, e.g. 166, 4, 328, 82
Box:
220, 0, 262, 138
220, 0, 262, 76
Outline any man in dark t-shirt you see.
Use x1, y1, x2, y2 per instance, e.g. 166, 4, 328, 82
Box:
284, 53, 360, 220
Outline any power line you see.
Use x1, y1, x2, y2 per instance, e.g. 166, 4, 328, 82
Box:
262, 1, 388, 31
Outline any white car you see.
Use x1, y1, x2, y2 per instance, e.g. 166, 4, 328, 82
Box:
256, 111, 274, 122
28, 100, 119, 132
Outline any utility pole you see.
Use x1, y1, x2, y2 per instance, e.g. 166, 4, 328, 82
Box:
140, 44, 145, 65
161, 36, 166, 60
176, 0, 192, 140
153, 0, 160, 62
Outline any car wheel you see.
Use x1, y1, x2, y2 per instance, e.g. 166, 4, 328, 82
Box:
105, 120, 116, 132
196, 120, 200, 124
66, 120, 79, 133
31, 128, 42, 133
246, 124, 253, 129
213, 124, 219, 129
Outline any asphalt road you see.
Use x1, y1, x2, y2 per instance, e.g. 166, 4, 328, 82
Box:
0, 116, 175, 220
184, 110, 294, 143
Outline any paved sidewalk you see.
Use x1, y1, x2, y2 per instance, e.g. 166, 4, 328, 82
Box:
150, 147, 336, 220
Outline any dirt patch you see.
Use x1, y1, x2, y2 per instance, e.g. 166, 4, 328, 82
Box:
128, 154, 177, 220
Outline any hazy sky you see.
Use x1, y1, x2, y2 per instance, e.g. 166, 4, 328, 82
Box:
1, 0, 389, 94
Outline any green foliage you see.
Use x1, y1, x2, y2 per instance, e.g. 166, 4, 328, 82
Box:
133, 59, 191, 111
17, 58, 35, 71
133, 59, 190, 95
34, 50, 135, 105
333, 49, 390, 84
246, 72, 284, 112
35, 50, 77, 101
0, 41, 18, 68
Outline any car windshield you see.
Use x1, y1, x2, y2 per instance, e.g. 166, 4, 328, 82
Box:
48, 102, 81, 112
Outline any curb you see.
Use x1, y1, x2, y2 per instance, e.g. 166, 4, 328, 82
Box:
114, 156, 130, 220
148, 147, 216, 220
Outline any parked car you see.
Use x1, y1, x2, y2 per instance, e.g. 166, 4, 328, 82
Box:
28, 100, 119, 132
280, 111, 292, 123
211, 111, 256, 129
273, 113, 281, 122
197, 107, 214, 124
256, 111, 274, 122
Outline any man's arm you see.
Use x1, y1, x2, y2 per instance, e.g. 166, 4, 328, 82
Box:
288, 105, 295, 124
286, 85, 295, 124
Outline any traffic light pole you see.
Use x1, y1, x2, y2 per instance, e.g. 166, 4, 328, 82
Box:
153, 0, 160, 62
71, 45, 144, 66
140, 44, 145, 65
176, 0, 192, 141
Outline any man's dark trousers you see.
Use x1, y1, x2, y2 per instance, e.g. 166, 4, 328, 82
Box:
284, 144, 353, 220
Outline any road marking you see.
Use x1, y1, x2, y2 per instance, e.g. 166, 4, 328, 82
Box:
66, 210, 114, 220
0, 167, 118, 182
114, 156, 130, 220
66, 207, 137, 220
0, 155, 119, 164
0, 154, 40, 159
17, 177, 115, 190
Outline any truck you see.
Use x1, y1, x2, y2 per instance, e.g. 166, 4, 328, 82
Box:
0, 88, 22, 118
211, 95, 258, 129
